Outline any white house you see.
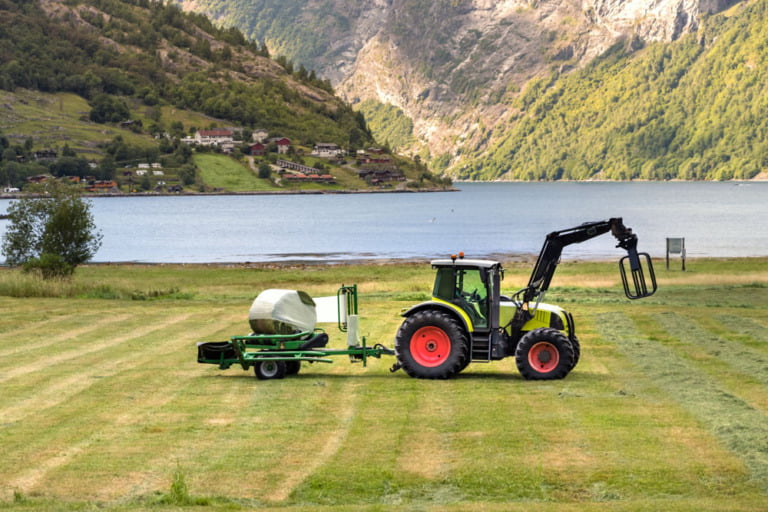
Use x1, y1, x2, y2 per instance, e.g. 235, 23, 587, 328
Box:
312, 143, 343, 158
194, 129, 234, 146
251, 129, 269, 143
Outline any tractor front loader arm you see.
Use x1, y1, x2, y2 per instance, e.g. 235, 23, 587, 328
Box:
521, 218, 656, 305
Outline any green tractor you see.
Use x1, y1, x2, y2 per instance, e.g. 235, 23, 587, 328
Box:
391, 218, 656, 380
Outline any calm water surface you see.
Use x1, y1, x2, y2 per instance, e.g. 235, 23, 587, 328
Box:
1, 182, 766, 263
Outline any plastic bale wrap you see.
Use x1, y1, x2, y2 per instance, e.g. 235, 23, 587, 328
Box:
248, 289, 317, 334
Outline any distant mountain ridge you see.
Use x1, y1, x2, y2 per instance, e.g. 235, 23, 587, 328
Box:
176, 0, 768, 181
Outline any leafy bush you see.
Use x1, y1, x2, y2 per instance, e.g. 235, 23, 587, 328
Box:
1, 182, 103, 279
22, 253, 74, 279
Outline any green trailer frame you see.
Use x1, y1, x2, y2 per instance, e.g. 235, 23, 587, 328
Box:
197, 285, 394, 379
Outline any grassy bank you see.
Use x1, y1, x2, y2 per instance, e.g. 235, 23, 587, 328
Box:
0, 258, 766, 511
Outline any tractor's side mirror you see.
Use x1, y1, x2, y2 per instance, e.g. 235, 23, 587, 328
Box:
619, 251, 657, 299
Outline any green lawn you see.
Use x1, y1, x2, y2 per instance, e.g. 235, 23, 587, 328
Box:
0, 258, 766, 511
194, 153, 281, 192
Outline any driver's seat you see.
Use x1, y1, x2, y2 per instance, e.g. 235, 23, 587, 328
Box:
454, 296, 486, 328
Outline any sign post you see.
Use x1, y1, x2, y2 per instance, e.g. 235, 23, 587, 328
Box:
666, 237, 686, 270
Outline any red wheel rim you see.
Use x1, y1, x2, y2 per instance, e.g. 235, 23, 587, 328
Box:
528, 342, 559, 373
410, 326, 451, 367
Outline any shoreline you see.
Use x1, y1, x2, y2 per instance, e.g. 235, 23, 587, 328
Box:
71, 254, 768, 269
0, 186, 459, 200
4, 178, 768, 200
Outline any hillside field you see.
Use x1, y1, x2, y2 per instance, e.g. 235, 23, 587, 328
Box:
0, 258, 766, 511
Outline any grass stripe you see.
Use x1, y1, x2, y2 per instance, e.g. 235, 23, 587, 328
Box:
597, 311, 768, 491
653, 312, 768, 386
643, 311, 768, 412
0, 304, 239, 499
713, 314, 768, 344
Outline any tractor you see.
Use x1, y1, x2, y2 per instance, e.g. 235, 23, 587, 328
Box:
390, 218, 656, 380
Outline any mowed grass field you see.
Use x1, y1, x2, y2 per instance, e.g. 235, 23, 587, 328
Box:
0, 258, 767, 511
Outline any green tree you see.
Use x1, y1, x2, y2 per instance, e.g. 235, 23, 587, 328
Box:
89, 94, 130, 124
258, 162, 272, 179
1, 183, 103, 278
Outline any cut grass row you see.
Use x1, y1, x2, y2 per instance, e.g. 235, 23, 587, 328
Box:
0, 258, 766, 511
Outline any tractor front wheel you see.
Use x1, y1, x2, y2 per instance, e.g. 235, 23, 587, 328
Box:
569, 335, 581, 370
515, 328, 575, 380
395, 310, 469, 379
254, 359, 287, 380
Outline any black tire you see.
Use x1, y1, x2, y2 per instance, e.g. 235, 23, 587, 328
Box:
254, 359, 287, 380
515, 328, 575, 380
569, 335, 581, 370
285, 360, 301, 375
395, 309, 469, 379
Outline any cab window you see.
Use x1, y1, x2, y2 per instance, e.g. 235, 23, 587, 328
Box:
433, 267, 489, 328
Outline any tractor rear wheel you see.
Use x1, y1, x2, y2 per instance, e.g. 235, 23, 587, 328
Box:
395, 309, 469, 379
254, 359, 287, 380
515, 328, 575, 380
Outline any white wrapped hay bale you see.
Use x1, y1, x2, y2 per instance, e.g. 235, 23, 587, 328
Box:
248, 289, 317, 334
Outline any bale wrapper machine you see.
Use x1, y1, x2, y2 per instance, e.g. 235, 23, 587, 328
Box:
197, 285, 394, 379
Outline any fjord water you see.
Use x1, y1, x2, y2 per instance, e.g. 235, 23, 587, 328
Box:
1, 181, 766, 263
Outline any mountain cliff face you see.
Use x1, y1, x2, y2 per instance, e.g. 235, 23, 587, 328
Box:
177, 0, 748, 179
333, 0, 739, 160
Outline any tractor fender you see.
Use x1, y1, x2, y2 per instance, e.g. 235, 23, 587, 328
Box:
400, 300, 473, 333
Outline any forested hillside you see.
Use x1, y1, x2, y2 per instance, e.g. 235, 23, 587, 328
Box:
0, 0, 370, 143
459, 0, 768, 180
0, 0, 382, 190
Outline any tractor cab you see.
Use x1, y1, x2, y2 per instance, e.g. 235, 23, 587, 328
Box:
431, 256, 503, 331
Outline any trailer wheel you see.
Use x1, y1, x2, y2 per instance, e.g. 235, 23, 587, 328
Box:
285, 360, 301, 375
254, 359, 287, 380
395, 309, 469, 379
515, 328, 575, 380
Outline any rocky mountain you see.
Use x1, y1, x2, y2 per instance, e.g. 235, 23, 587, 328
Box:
176, 0, 768, 181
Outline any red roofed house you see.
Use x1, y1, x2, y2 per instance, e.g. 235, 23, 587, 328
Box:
248, 143, 266, 156
268, 137, 291, 154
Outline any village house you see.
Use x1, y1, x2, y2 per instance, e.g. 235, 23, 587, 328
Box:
356, 168, 405, 185
312, 143, 343, 158
248, 143, 266, 156
86, 180, 119, 193
193, 129, 235, 146
266, 137, 291, 154
357, 153, 392, 165
282, 174, 336, 184
251, 129, 269, 143
33, 149, 57, 161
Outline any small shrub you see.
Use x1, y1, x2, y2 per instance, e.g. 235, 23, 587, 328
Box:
22, 253, 75, 279
168, 466, 190, 505
13, 489, 28, 504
